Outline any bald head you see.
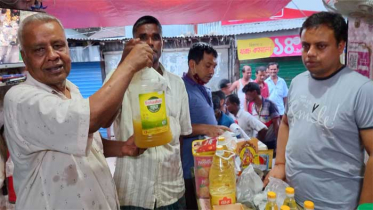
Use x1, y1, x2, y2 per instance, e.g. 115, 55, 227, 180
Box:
242, 65, 252, 81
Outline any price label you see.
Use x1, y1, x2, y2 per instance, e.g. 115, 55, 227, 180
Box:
273, 36, 302, 56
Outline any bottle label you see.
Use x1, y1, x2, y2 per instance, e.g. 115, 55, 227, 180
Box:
139, 91, 168, 135
211, 193, 236, 206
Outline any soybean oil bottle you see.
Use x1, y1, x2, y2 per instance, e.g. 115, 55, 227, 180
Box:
209, 145, 236, 206
128, 67, 172, 148
283, 187, 298, 210
265, 191, 278, 210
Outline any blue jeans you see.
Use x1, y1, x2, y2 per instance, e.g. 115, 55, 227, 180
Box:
120, 196, 187, 210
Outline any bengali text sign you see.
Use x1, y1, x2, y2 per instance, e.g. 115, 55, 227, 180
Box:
237, 35, 302, 60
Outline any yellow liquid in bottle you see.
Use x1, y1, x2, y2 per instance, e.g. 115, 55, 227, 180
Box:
133, 117, 172, 148
209, 149, 236, 206
265, 201, 278, 210
283, 197, 298, 210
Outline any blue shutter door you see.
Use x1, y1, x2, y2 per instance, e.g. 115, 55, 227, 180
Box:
67, 62, 108, 138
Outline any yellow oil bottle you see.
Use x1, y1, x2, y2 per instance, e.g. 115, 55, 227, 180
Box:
283, 187, 298, 210
129, 67, 172, 148
209, 145, 236, 206
265, 191, 278, 210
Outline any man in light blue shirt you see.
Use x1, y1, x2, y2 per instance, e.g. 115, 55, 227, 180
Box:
265, 62, 288, 116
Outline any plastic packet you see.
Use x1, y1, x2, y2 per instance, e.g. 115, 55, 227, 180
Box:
254, 177, 289, 209
236, 164, 263, 205
196, 137, 217, 153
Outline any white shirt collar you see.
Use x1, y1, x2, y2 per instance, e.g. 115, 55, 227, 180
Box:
159, 63, 172, 91
25, 71, 79, 97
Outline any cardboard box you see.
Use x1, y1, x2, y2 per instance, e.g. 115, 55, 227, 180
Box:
212, 203, 244, 210
193, 140, 215, 198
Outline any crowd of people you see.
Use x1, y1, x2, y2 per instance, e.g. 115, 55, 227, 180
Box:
216, 61, 287, 152
0, 10, 372, 210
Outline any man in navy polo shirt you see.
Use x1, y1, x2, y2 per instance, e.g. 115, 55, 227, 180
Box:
182, 43, 229, 209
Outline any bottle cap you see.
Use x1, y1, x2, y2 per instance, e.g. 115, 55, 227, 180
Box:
267, 191, 276, 199
217, 136, 225, 141
216, 145, 224, 151
304, 200, 314, 209
285, 187, 294, 194
280, 206, 290, 210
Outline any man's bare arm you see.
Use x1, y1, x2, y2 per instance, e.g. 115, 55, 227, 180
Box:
185, 124, 230, 138
89, 42, 152, 133
263, 115, 289, 186
228, 80, 239, 93
283, 97, 287, 109
102, 136, 145, 157
359, 129, 373, 204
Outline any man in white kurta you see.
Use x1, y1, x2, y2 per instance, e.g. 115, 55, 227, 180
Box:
104, 16, 192, 209
4, 73, 119, 209
4, 13, 153, 209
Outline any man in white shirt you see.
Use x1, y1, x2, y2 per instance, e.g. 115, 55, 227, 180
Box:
225, 94, 267, 140
4, 13, 153, 209
265, 62, 288, 116
103, 16, 192, 209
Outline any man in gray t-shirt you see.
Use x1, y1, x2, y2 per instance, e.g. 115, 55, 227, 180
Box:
265, 12, 373, 209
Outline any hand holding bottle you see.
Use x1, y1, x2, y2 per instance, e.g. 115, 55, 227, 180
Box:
119, 41, 153, 73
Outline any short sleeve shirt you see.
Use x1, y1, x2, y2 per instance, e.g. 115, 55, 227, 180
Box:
230, 109, 267, 138
217, 112, 235, 128
265, 76, 288, 115
4, 72, 118, 209
248, 98, 279, 142
285, 67, 373, 209
254, 79, 270, 98
182, 74, 217, 179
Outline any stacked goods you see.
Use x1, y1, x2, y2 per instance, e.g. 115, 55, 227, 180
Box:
192, 138, 217, 198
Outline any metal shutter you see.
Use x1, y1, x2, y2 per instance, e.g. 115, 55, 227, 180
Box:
67, 62, 108, 138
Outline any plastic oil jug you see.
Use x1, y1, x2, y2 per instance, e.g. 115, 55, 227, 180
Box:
283, 187, 298, 210
265, 191, 278, 210
128, 67, 172, 148
209, 145, 236, 206
217, 136, 228, 150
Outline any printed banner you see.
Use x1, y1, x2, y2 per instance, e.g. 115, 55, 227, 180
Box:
237, 35, 302, 60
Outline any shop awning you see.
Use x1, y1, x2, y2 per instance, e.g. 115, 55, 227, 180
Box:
222, 8, 317, 25
43, 0, 291, 28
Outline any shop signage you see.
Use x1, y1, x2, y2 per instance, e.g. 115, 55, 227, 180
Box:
237, 35, 302, 60
348, 42, 371, 78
